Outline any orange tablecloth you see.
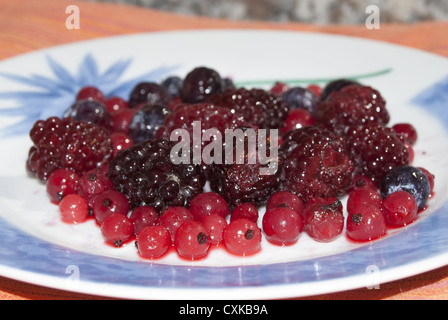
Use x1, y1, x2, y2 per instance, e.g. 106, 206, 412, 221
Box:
1, 0, 447, 300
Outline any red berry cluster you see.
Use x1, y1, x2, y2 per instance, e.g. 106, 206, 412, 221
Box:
27, 66, 436, 261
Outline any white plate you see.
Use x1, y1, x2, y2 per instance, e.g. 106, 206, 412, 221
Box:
0, 30, 447, 300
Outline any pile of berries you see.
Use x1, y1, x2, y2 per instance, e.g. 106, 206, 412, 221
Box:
26, 66, 436, 261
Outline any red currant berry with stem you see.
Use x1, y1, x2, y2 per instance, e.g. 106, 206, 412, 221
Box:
76, 86, 104, 102
230, 203, 259, 223
349, 174, 377, 193
346, 187, 382, 214
46, 168, 80, 203
92, 190, 130, 224
129, 206, 159, 235
303, 199, 344, 242
346, 205, 386, 242
110, 132, 133, 157
382, 191, 418, 227
281, 109, 315, 135
136, 225, 171, 259
174, 221, 210, 260
266, 191, 304, 216
392, 123, 418, 146
158, 207, 194, 242
189, 192, 230, 221
202, 213, 228, 245
78, 168, 113, 199
262, 207, 303, 245
223, 218, 262, 256
100, 213, 134, 247
104, 96, 128, 114
59, 194, 89, 224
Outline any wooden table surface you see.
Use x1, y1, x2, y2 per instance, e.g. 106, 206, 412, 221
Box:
0, 0, 447, 300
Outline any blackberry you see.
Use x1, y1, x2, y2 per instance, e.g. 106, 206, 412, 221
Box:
210, 87, 288, 129
26, 117, 113, 182
209, 127, 280, 209
279, 126, 355, 202
108, 138, 206, 212
315, 84, 390, 136
346, 124, 410, 186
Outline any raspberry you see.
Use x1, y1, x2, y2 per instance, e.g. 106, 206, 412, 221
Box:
315, 84, 390, 136
210, 88, 288, 129
279, 126, 355, 202
26, 117, 113, 182
108, 138, 206, 212
345, 124, 410, 185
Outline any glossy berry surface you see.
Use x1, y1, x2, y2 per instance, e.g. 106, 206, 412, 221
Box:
104, 96, 128, 114
59, 193, 89, 224
128, 82, 171, 108
266, 191, 304, 216
100, 213, 134, 247
110, 132, 133, 157
180, 66, 223, 103
26, 117, 113, 182
230, 203, 259, 223
281, 86, 320, 115
77, 168, 113, 199
382, 191, 418, 227
303, 199, 344, 242
76, 86, 104, 102
174, 221, 210, 260
128, 104, 170, 143
346, 187, 382, 214
129, 206, 159, 235
136, 225, 171, 259
92, 190, 130, 224
392, 123, 418, 145
202, 213, 228, 245
189, 192, 230, 221
161, 76, 183, 98
46, 168, 80, 203
346, 205, 386, 242
63, 100, 112, 129
158, 206, 194, 242
262, 207, 303, 245
320, 79, 359, 101
380, 166, 430, 210
223, 218, 262, 256
281, 108, 315, 135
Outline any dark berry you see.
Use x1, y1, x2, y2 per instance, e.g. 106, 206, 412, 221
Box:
223, 219, 262, 256
63, 99, 112, 129
180, 66, 223, 103
174, 220, 210, 260
136, 225, 171, 259
59, 194, 89, 224
346, 205, 386, 242
189, 192, 230, 221
26, 117, 113, 182
303, 199, 344, 242
128, 82, 171, 109
210, 87, 288, 129
382, 191, 418, 227
380, 166, 431, 210
316, 84, 389, 136
345, 124, 410, 185
46, 168, 80, 203
262, 207, 303, 245
279, 126, 355, 202
108, 138, 206, 211
128, 104, 170, 143
320, 79, 359, 101
161, 76, 183, 98
281, 86, 320, 115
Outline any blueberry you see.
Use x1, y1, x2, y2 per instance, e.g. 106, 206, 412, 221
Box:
281, 87, 320, 115
128, 104, 170, 143
128, 82, 171, 109
181, 66, 223, 103
380, 166, 431, 210
320, 79, 359, 101
63, 99, 111, 128
162, 76, 183, 98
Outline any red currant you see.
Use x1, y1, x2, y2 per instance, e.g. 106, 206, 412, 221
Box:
266, 191, 304, 216
189, 192, 229, 221
59, 194, 88, 224
347, 187, 382, 214
77, 168, 113, 199
418, 167, 435, 195
158, 207, 193, 242
76, 86, 104, 102
110, 132, 133, 158
104, 96, 128, 114
303, 199, 344, 242
281, 109, 315, 135
174, 221, 210, 260
392, 123, 418, 145
46, 168, 80, 203
382, 191, 418, 227
230, 203, 259, 223
270, 81, 289, 95
136, 225, 171, 259
262, 207, 303, 245
202, 213, 227, 245
346, 205, 386, 242
100, 213, 134, 247
129, 206, 159, 235
350, 174, 377, 193
223, 219, 262, 256
92, 190, 130, 224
